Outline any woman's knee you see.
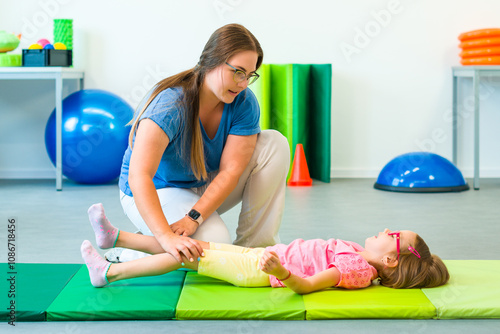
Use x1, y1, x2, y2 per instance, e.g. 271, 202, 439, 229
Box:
260, 130, 289, 153
191, 214, 232, 244
257, 129, 291, 174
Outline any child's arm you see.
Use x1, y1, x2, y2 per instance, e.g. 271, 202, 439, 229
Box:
259, 251, 341, 294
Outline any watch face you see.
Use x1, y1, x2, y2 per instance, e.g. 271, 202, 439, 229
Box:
189, 209, 201, 220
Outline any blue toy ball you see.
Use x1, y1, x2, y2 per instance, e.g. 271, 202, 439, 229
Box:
45, 89, 133, 184
374, 152, 469, 192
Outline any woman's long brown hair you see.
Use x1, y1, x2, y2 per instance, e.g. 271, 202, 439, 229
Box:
128, 24, 263, 180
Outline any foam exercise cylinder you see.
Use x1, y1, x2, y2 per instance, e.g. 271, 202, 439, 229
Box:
54, 19, 73, 50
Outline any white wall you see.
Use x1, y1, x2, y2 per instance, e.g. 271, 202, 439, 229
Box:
1, 0, 499, 179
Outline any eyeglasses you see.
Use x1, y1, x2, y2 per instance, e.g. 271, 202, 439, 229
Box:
387, 231, 421, 260
225, 62, 260, 85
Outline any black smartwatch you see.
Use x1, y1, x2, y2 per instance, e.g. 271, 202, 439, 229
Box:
187, 209, 204, 225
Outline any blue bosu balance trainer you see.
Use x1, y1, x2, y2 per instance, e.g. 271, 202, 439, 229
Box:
374, 152, 469, 193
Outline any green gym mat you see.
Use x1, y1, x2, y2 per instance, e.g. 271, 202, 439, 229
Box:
303, 284, 436, 320
0, 263, 81, 322
422, 260, 500, 319
46, 265, 186, 321
3, 261, 500, 321
250, 64, 332, 183
175, 272, 305, 320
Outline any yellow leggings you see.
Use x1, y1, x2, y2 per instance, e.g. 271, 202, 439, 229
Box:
197, 242, 271, 287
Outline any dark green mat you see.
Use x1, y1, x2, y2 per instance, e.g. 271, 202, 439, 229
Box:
46, 265, 186, 321
176, 272, 305, 320
0, 263, 81, 322
251, 63, 332, 183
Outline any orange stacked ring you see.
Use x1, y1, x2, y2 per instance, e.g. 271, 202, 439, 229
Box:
458, 28, 500, 65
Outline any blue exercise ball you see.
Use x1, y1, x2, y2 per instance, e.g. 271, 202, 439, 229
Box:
374, 152, 469, 193
45, 89, 133, 184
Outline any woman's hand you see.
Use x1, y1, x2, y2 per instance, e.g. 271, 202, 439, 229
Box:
170, 215, 200, 237
259, 251, 288, 279
160, 234, 204, 263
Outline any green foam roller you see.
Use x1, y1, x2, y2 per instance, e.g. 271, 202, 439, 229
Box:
53, 19, 73, 50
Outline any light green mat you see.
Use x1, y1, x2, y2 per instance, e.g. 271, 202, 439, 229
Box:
303, 284, 436, 319
423, 260, 500, 319
46, 265, 186, 321
0, 263, 81, 322
251, 64, 332, 183
176, 272, 305, 320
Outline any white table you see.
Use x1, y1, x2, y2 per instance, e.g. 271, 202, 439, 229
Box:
452, 65, 500, 190
0, 67, 84, 190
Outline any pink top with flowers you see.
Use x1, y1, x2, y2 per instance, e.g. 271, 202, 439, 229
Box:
266, 239, 378, 289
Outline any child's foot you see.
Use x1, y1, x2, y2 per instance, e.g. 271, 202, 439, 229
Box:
81, 240, 111, 287
88, 203, 119, 249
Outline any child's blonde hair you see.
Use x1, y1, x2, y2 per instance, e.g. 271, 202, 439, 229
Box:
378, 235, 449, 289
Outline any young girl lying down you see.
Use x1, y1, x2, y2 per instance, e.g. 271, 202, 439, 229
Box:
81, 204, 449, 293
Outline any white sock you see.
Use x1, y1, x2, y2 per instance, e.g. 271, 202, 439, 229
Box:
88, 203, 119, 249
81, 240, 111, 287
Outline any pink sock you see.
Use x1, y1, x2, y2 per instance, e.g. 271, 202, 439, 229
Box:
81, 240, 111, 287
88, 203, 119, 249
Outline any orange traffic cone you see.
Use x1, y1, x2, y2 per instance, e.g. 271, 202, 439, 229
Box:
287, 144, 313, 186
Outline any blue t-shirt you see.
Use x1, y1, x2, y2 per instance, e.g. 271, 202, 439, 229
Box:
119, 87, 261, 196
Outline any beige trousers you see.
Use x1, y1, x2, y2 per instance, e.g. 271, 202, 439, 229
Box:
120, 129, 290, 247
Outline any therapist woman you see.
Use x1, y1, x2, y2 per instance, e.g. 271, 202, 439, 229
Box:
117, 23, 290, 264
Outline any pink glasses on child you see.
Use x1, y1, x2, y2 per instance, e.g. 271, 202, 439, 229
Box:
388, 231, 421, 260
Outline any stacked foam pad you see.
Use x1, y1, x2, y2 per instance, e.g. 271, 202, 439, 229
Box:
250, 64, 332, 183
459, 28, 500, 65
